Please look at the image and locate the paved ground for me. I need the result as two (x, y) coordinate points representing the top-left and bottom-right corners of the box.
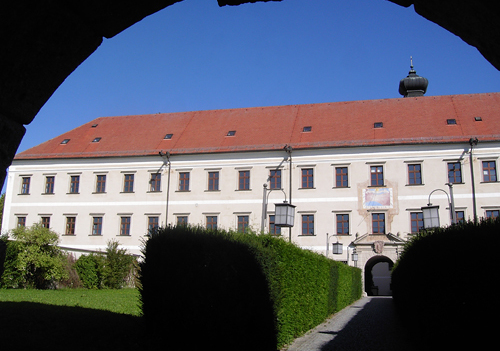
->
(284, 296), (418, 351)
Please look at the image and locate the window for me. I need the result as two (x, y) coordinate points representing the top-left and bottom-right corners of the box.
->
(486, 210), (499, 219)
(302, 126), (312, 132)
(96, 175), (106, 193)
(17, 216), (26, 227)
(65, 217), (76, 235)
(227, 130), (236, 136)
(61, 139), (70, 144)
(301, 215), (314, 235)
(123, 174), (134, 192)
(370, 166), (384, 186)
(408, 164), (422, 185)
(208, 171), (219, 191)
(410, 212), (423, 233)
(336, 214), (349, 235)
(179, 172), (190, 191)
(177, 216), (188, 226)
(148, 216), (159, 233)
(164, 133), (173, 140)
(206, 216), (217, 230)
(447, 162), (462, 183)
(237, 215), (249, 233)
(446, 119), (457, 125)
(120, 216), (131, 236)
(70, 175), (80, 193)
(92, 137), (101, 142)
(301, 168), (314, 188)
(335, 167), (348, 188)
(21, 177), (30, 194)
(269, 215), (281, 235)
(238, 170), (250, 190)
(92, 217), (103, 235)
(456, 211), (465, 224)
(45, 176), (55, 194)
(374, 122), (383, 128)
(150, 173), (161, 192)
(372, 213), (385, 234)
(269, 170), (281, 189)
(482, 161), (497, 182)
(41, 216), (50, 229)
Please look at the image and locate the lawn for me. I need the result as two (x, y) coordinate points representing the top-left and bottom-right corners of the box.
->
(0, 289), (152, 350)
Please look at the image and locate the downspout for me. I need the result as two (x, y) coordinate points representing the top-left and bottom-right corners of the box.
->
(469, 138), (478, 224)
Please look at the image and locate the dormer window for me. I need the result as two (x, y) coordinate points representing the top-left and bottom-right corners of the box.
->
(60, 139), (70, 144)
(474, 116), (483, 121)
(92, 137), (101, 143)
(302, 126), (312, 132)
(227, 130), (236, 136)
(374, 122), (383, 128)
(447, 119), (457, 125)
(164, 133), (173, 140)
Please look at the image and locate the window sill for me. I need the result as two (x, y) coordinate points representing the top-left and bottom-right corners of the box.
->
(89, 234), (102, 236)
(18, 193), (30, 195)
(205, 190), (221, 192)
(236, 189), (252, 191)
(120, 191), (135, 194)
(63, 234), (76, 236)
(176, 190), (191, 193)
(92, 192), (107, 194)
(147, 190), (162, 193)
(332, 186), (350, 189)
(406, 184), (425, 186)
(480, 181), (498, 184)
(42, 193), (55, 195)
(298, 234), (316, 237)
(299, 187), (315, 190)
(368, 185), (386, 188)
(66, 192), (80, 195)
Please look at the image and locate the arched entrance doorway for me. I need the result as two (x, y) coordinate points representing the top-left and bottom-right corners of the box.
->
(364, 255), (394, 296)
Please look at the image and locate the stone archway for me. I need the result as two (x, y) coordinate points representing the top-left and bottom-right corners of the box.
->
(364, 255), (394, 296)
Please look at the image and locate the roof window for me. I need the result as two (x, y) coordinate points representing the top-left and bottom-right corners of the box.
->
(447, 119), (457, 125)
(60, 139), (70, 145)
(374, 122), (383, 128)
(474, 116), (483, 121)
(92, 137), (101, 143)
(227, 130), (236, 136)
(164, 133), (173, 140)
(91, 124), (98, 128)
(302, 126), (312, 132)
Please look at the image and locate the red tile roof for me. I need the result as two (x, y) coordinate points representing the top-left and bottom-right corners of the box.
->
(15, 93), (500, 160)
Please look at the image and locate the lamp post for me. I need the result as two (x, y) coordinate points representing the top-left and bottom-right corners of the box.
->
(421, 184), (456, 229)
(469, 137), (478, 224)
(326, 233), (343, 257)
(158, 151), (171, 226)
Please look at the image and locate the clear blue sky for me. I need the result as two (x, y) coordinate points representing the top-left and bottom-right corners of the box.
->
(16, 0), (500, 154)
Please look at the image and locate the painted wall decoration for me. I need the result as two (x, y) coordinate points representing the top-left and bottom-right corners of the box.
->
(363, 188), (393, 209)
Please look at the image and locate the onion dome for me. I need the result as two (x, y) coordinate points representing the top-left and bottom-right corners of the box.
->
(399, 57), (428, 97)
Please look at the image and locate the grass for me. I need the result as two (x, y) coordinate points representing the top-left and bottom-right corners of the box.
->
(0, 288), (151, 350)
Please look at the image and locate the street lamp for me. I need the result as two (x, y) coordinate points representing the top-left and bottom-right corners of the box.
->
(326, 233), (343, 256)
(274, 201), (296, 227)
(421, 184), (457, 229)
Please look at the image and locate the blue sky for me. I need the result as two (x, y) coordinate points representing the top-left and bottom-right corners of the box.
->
(17, 0), (500, 154)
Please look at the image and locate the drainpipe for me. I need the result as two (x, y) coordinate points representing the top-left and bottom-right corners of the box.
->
(469, 138), (478, 224)
(284, 145), (293, 242)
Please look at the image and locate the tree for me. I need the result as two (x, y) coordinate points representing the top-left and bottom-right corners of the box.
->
(0, 193), (5, 232)
(3, 223), (67, 289)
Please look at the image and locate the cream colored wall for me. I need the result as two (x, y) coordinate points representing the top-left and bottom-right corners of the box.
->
(3, 142), (500, 259)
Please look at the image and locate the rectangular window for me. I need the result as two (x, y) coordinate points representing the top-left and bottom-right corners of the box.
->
(447, 162), (462, 183)
(482, 161), (497, 182)
(120, 216), (131, 236)
(150, 173), (161, 192)
(17, 216), (26, 227)
(486, 210), (499, 219)
(148, 216), (159, 233)
(456, 211), (465, 224)
(335, 167), (348, 188)
(123, 174), (134, 192)
(208, 171), (219, 191)
(70, 175), (80, 193)
(238, 170), (250, 190)
(237, 215), (249, 233)
(410, 212), (423, 233)
(65, 217), (76, 235)
(301, 215), (314, 235)
(92, 217), (103, 235)
(21, 177), (30, 194)
(41, 216), (50, 229)
(206, 216), (217, 230)
(45, 176), (55, 194)
(408, 164), (422, 185)
(370, 166), (384, 187)
(372, 213), (385, 234)
(269, 170), (281, 189)
(177, 216), (188, 226)
(301, 168), (314, 188)
(179, 172), (190, 191)
(336, 214), (349, 235)
(269, 215), (281, 235)
(96, 175), (106, 193)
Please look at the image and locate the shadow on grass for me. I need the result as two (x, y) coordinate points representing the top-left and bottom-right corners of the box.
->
(0, 301), (156, 350)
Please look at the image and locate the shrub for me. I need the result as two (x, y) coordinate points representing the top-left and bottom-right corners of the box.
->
(74, 253), (104, 289)
(57, 253), (83, 289)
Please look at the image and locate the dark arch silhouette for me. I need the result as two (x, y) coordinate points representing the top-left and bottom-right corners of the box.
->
(364, 255), (394, 296)
(1, 0), (499, 188)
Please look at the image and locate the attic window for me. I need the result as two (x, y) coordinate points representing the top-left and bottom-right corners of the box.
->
(92, 137), (101, 143)
(302, 126), (312, 132)
(374, 122), (383, 128)
(60, 139), (70, 145)
(227, 130), (236, 136)
(474, 116), (483, 121)
(164, 133), (173, 140)
(447, 119), (457, 125)
(91, 124), (98, 128)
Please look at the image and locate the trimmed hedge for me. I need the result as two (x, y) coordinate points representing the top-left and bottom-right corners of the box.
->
(392, 217), (500, 346)
(139, 226), (361, 350)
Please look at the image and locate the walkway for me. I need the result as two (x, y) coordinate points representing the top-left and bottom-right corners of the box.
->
(284, 297), (417, 351)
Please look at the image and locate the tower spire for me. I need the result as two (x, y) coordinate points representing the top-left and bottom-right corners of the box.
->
(399, 57), (428, 97)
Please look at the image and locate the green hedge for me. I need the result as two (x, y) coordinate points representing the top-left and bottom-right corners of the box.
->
(139, 226), (361, 350)
(392, 217), (500, 346)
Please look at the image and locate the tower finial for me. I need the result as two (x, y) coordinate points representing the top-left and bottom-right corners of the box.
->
(410, 56), (413, 69)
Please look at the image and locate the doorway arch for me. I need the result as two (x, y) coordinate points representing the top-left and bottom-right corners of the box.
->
(364, 255), (394, 296)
